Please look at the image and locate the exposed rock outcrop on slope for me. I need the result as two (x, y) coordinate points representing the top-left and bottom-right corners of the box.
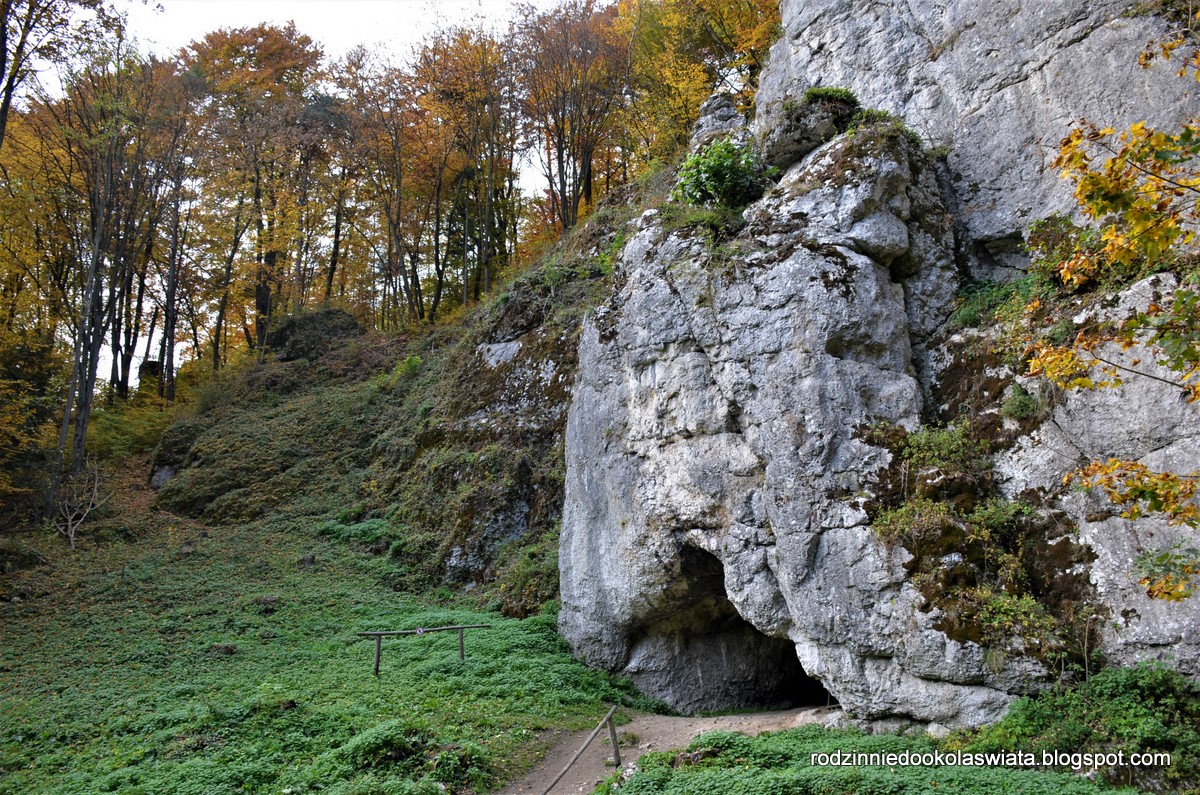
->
(755, 0), (1192, 276)
(560, 123), (1043, 727)
(559, 0), (1200, 728)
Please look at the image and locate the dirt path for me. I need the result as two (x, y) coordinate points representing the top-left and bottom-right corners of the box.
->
(499, 706), (843, 795)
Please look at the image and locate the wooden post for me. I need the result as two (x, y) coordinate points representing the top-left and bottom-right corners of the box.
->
(606, 714), (621, 767)
(357, 625), (491, 675)
(540, 704), (619, 795)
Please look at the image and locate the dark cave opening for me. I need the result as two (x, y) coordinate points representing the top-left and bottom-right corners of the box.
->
(642, 544), (833, 711)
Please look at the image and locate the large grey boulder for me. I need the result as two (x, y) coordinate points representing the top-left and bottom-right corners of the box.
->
(560, 128), (1045, 727)
(754, 0), (1192, 275)
(558, 0), (1200, 730)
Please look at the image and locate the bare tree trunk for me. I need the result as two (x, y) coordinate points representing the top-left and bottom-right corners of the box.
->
(324, 179), (345, 301)
(212, 199), (246, 372)
(462, 180), (470, 307)
(429, 176), (444, 323)
(161, 177), (186, 401)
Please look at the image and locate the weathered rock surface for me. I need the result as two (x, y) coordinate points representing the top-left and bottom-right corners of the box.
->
(561, 127), (1045, 727)
(991, 274), (1200, 676)
(559, 0), (1200, 729)
(754, 0), (1192, 275)
(689, 93), (747, 152)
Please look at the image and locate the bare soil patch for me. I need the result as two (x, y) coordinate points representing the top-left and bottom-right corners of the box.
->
(500, 705), (843, 795)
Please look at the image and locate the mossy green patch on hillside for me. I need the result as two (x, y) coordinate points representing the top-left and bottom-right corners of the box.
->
(0, 517), (654, 795)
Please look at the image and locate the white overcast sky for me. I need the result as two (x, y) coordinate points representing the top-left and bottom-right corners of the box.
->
(116, 0), (545, 60)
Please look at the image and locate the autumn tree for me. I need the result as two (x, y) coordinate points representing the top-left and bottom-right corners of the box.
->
(5, 36), (191, 512)
(516, 0), (628, 231)
(1021, 21), (1200, 598)
(185, 23), (324, 356)
(341, 28), (522, 325)
(682, 0), (779, 100)
(340, 47), (428, 325)
(610, 0), (780, 162)
(0, 0), (116, 156)
(429, 27), (521, 304)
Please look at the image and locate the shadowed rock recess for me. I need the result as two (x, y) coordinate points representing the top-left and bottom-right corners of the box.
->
(559, 0), (1200, 728)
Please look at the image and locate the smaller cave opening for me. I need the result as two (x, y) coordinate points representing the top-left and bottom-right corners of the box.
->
(629, 544), (832, 714)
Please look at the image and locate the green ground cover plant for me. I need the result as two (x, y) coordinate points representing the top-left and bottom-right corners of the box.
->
(0, 519), (653, 795)
(957, 663), (1200, 792)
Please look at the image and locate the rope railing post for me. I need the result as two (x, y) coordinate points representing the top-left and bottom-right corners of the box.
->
(540, 703), (620, 795)
(606, 712), (621, 768)
(373, 635), (382, 677)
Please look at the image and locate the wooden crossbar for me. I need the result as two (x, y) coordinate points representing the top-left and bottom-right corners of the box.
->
(541, 704), (621, 795)
(357, 624), (492, 675)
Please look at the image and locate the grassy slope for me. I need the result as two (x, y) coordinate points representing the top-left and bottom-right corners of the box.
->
(146, 190), (647, 614)
(0, 181), (663, 794)
(0, 465), (649, 794)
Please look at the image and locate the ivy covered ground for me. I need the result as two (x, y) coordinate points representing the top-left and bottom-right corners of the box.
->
(0, 493), (651, 795)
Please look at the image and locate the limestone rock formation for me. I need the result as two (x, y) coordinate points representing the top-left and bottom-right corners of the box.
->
(990, 274), (1200, 676)
(561, 125), (1043, 727)
(754, 0), (1192, 276)
(558, 0), (1200, 728)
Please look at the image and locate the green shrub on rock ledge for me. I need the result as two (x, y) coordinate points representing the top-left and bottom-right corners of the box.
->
(802, 85), (860, 107)
(672, 137), (774, 208)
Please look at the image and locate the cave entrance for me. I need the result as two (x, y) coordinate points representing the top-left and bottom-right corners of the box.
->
(631, 544), (831, 713)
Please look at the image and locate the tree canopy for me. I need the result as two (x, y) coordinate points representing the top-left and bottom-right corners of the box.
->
(0, 0), (779, 529)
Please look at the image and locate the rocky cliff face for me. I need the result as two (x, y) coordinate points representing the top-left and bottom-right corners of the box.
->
(755, 0), (1191, 276)
(558, 0), (1200, 728)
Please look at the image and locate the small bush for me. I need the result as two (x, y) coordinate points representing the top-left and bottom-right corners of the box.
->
(1001, 383), (1041, 420)
(429, 741), (492, 789)
(961, 587), (1060, 651)
(802, 86), (860, 107)
(672, 138), (771, 208)
(902, 420), (989, 480)
(87, 389), (185, 460)
(959, 662), (1200, 791)
(335, 718), (435, 771)
(658, 203), (746, 245)
(849, 108), (924, 148)
(948, 280), (1025, 330)
(873, 498), (957, 547)
(394, 354), (422, 382)
(315, 518), (391, 544)
(492, 528), (560, 617)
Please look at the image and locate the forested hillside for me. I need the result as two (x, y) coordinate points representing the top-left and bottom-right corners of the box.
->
(0, 0), (778, 533)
